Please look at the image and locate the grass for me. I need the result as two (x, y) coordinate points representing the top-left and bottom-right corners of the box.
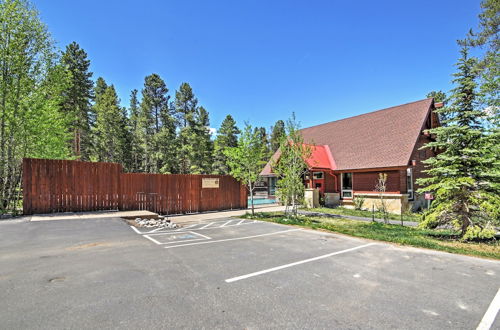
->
(240, 212), (500, 260)
(307, 206), (421, 222)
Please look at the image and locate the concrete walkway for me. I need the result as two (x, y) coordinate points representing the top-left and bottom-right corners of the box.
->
(28, 210), (158, 222)
(168, 204), (286, 225)
(21, 204), (286, 223)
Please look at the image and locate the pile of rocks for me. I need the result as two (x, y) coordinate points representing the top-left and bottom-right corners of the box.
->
(134, 216), (177, 229)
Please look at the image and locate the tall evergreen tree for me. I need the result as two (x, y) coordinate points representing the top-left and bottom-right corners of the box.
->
(92, 82), (129, 164)
(189, 106), (213, 174)
(417, 46), (499, 238)
(61, 42), (94, 160)
(426, 90), (447, 103)
(270, 120), (286, 153)
(254, 126), (270, 162)
(128, 89), (142, 172)
(213, 115), (240, 174)
(137, 74), (174, 173)
(176, 82), (199, 174)
(175, 82), (198, 128)
(464, 0), (499, 116)
(426, 91), (448, 123)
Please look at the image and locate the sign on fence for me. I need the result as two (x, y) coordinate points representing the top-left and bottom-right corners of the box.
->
(202, 178), (219, 188)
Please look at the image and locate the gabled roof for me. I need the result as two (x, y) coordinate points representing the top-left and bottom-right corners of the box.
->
(305, 145), (335, 170)
(260, 144), (335, 177)
(299, 98), (434, 171)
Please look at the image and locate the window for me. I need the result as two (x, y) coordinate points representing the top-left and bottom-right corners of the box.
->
(419, 150), (426, 159)
(313, 172), (323, 179)
(407, 168), (414, 200)
(341, 172), (353, 199)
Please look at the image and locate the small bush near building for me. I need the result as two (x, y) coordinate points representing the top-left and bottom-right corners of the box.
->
(353, 195), (365, 210)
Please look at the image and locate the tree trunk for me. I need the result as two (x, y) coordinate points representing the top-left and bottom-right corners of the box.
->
(249, 182), (255, 216)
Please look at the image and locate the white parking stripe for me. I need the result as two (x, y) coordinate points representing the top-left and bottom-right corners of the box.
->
(142, 235), (163, 245)
(143, 231), (211, 245)
(146, 227), (165, 233)
(220, 220), (233, 227)
(477, 288), (500, 330)
(199, 222), (215, 229)
(191, 231), (211, 239)
(237, 219), (245, 225)
(225, 243), (376, 283)
(130, 225), (142, 234)
(164, 228), (302, 249)
(175, 224), (198, 231)
(147, 221), (256, 234)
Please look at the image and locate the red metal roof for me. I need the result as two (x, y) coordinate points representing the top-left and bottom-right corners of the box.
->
(305, 145), (335, 170)
(260, 144), (335, 176)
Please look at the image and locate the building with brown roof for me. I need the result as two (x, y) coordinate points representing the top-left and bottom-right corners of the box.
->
(260, 98), (441, 213)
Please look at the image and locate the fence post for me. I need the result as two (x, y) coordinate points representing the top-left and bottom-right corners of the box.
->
(22, 158), (30, 215)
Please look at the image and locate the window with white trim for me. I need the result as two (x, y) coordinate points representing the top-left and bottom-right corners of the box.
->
(341, 172), (353, 199)
(313, 172), (323, 179)
(406, 168), (414, 200)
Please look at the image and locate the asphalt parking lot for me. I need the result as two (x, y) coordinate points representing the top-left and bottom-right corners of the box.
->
(1, 216), (499, 329)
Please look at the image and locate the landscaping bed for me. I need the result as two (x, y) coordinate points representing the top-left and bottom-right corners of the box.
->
(240, 212), (500, 260)
(306, 207), (421, 222)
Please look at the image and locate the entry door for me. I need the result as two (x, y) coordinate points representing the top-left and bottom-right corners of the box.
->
(341, 173), (353, 198)
(269, 177), (277, 195)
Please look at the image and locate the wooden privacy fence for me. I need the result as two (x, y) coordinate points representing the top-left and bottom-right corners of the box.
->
(22, 158), (247, 215)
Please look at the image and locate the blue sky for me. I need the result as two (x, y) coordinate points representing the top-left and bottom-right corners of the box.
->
(34, 0), (481, 131)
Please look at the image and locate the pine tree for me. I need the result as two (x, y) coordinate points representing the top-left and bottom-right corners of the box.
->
(137, 74), (175, 173)
(61, 42), (94, 160)
(176, 82), (198, 173)
(417, 46), (499, 238)
(213, 115), (240, 174)
(93, 83), (129, 164)
(270, 120), (286, 153)
(189, 106), (213, 174)
(464, 0), (499, 115)
(128, 89), (142, 172)
(426, 90), (446, 103)
(254, 126), (270, 162)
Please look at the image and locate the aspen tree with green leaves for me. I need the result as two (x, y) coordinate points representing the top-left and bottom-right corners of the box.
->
(224, 124), (267, 215)
(273, 115), (312, 217)
(0, 0), (72, 214)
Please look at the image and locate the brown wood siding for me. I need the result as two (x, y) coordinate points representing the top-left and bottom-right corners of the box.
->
(22, 158), (247, 215)
(353, 171), (401, 192)
(324, 172), (336, 193)
(409, 132), (437, 191)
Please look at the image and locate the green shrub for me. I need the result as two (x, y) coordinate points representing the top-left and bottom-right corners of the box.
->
(353, 195), (365, 210)
(462, 224), (497, 241)
(418, 212), (440, 229)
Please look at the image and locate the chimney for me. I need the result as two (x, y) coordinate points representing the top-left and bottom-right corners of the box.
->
(434, 102), (444, 108)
